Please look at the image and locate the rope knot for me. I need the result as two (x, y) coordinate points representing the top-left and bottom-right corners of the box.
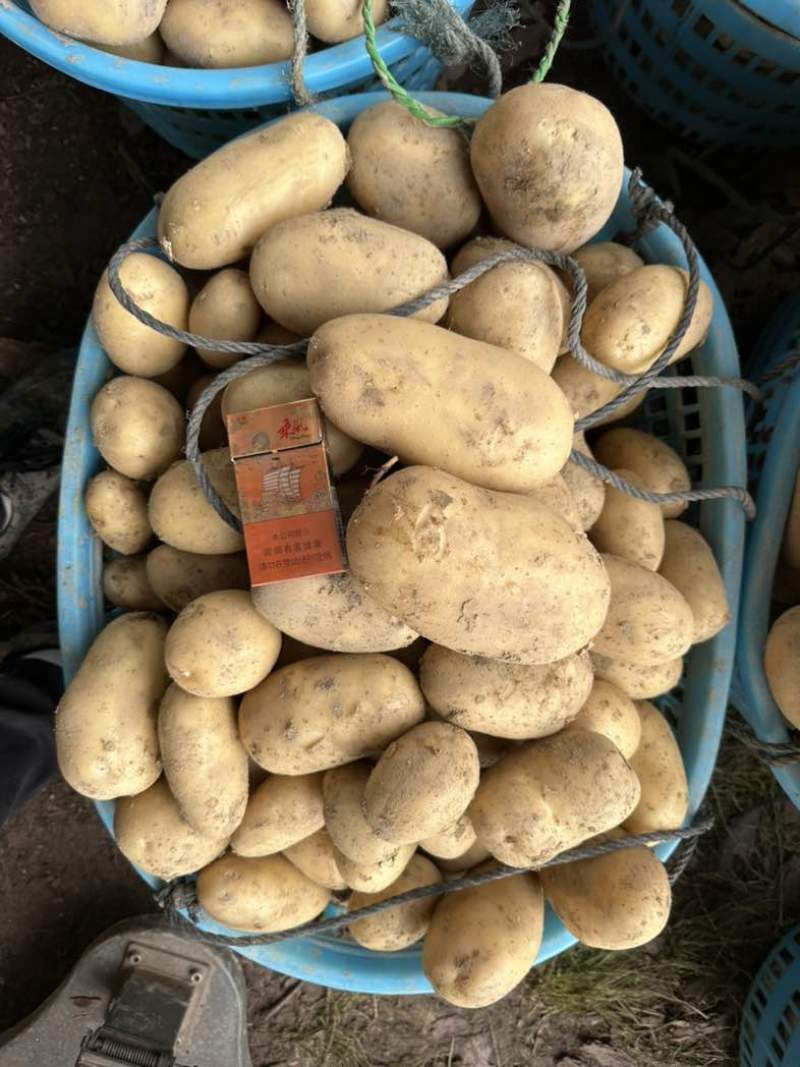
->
(155, 879), (200, 920)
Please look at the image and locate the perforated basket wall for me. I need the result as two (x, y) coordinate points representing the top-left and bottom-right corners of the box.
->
(741, 925), (800, 1067)
(589, 0), (800, 145)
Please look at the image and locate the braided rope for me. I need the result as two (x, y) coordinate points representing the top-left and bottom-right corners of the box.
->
(531, 0), (571, 82)
(727, 715), (800, 767)
(287, 0), (315, 107)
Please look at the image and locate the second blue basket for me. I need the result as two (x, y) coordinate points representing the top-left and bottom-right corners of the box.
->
(741, 925), (800, 1067)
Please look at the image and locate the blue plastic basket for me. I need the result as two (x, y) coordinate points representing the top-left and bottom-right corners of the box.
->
(730, 295), (800, 810)
(57, 91), (746, 994)
(589, 0), (800, 145)
(741, 925), (800, 1067)
(0, 0), (471, 159)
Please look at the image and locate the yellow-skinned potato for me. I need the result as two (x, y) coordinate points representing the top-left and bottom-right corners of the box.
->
(323, 762), (399, 864)
(148, 449), (245, 555)
(659, 521), (729, 643)
(348, 854), (442, 951)
(309, 316), (574, 493)
(419, 645), (593, 740)
(421, 815), (477, 860)
(364, 722), (480, 844)
(93, 31), (165, 63)
(165, 589), (281, 698)
(160, 0), (293, 67)
(469, 730), (641, 867)
(563, 679), (641, 760)
(435, 838), (492, 873)
(764, 606), (800, 728)
(239, 653), (426, 774)
(103, 556), (163, 611)
(550, 352), (626, 423)
(56, 613), (168, 800)
(346, 100), (480, 248)
(589, 469), (666, 571)
(189, 269), (262, 369)
(30, 0), (167, 45)
(91, 377), (184, 481)
(146, 546), (249, 612)
(334, 843), (416, 893)
(347, 467), (610, 665)
(470, 84), (623, 253)
(93, 254), (188, 377)
(563, 433), (606, 531)
(306, 0), (389, 42)
(447, 236), (565, 372)
(197, 853), (330, 932)
(158, 113), (349, 269)
(572, 242), (645, 302)
(423, 865), (544, 1007)
(250, 209), (450, 335)
(592, 428), (691, 519)
(624, 701), (689, 834)
(284, 828), (347, 890)
(783, 474), (800, 569)
(593, 555), (694, 666)
(158, 684), (248, 838)
(531, 474), (583, 532)
(591, 652), (684, 700)
(86, 470), (152, 555)
(231, 773), (325, 856)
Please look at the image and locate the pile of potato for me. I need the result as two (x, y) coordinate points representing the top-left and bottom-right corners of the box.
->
(764, 473), (800, 732)
(30, 0), (389, 66)
(58, 84), (731, 1008)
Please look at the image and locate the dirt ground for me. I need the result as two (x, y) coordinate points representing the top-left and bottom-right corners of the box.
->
(0, 4), (799, 1065)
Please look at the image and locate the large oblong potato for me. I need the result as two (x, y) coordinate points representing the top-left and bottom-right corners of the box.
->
(572, 242), (645, 301)
(86, 470), (152, 555)
(764, 606), (800, 728)
(231, 773), (325, 856)
(348, 853), (442, 951)
(419, 645), (593, 740)
(30, 0), (167, 45)
(308, 315), (574, 494)
(562, 679), (641, 760)
(239, 654), (426, 774)
(624, 701), (689, 834)
(91, 377), (184, 481)
(103, 556), (164, 611)
(589, 469), (666, 572)
(334, 843), (416, 894)
(146, 546), (249, 612)
(189, 269), (262, 369)
(160, 0), (294, 67)
(284, 828), (347, 891)
(323, 762), (398, 865)
(563, 433), (606, 531)
(306, 0), (388, 43)
(591, 652), (683, 700)
(56, 613), (168, 800)
(347, 466), (610, 665)
(148, 449), (245, 555)
(158, 113), (349, 269)
(658, 521), (729, 643)
(592, 428), (691, 519)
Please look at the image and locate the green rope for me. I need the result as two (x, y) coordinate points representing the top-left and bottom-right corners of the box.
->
(531, 0), (571, 83)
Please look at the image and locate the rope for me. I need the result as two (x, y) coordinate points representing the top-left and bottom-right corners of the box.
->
(287, 0), (315, 107)
(531, 0), (571, 82)
(727, 715), (800, 768)
(155, 815), (713, 948)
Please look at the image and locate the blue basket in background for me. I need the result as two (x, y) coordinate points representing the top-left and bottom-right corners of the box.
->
(730, 295), (800, 810)
(589, 0), (800, 145)
(0, 0), (471, 158)
(740, 925), (800, 1067)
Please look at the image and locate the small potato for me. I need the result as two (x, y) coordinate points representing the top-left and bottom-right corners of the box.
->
(197, 853), (330, 932)
(323, 762), (398, 864)
(423, 865), (544, 1007)
(764, 606), (800, 728)
(91, 377), (184, 481)
(103, 556), (163, 611)
(160, 0), (293, 67)
(86, 470), (152, 555)
(165, 589), (281, 698)
(420, 645), (593, 740)
(470, 84), (623, 253)
(158, 684), (248, 838)
(30, 0), (167, 45)
(346, 100), (480, 249)
(284, 828), (347, 890)
(593, 555), (694, 666)
(364, 722), (480, 844)
(92, 253), (188, 377)
(189, 269), (262, 369)
(93, 31), (165, 63)
(783, 473), (800, 569)
(146, 546), (249, 612)
(334, 843), (416, 893)
(421, 815), (477, 860)
(592, 428), (691, 519)
(115, 777), (226, 880)
(624, 701), (689, 834)
(572, 242), (644, 302)
(306, 0), (388, 42)
(240, 654), (426, 774)
(562, 433), (606, 531)
(231, 773), (325, 856)
(435, 838), (492, 873)
(348, 853), (441, 951)
(591, 652), (683, 700)
(469, 730), (641, 867)
(563, 680), (641, 760)
(589, 469), (665, 571)
(659, 521), (729, 643)
(148, 449), (245, 555)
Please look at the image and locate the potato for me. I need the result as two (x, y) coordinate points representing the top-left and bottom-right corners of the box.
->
(421, 815), (477, 860)
(593, 555), (694, 666)
(563, 433), (606, 531)
(469, 730), (641, 867)
(93, 31), (165, 63)
(103, 556), (163, 611)
(165, 589), (281, 698)
(86, 470), (152, 555)
(159, 113), (349, 269)
(92, 254), (188, 377)
(420, 645), (593, 740)
(257, 321), (301, 345)
(30, 0), (167, 45)
(148, 449), (245, 555)
(591, 652), (683, 700)
(346, 100), (480, 249)
(231, 773), (325, 856)
(530, 474), (583, 532)
(435, 838), (492, 873)
(323, 762), (398, 864)
(562, 680), (641, 760)
(158, 684), (248, 838)
(145, 546), (248, 613)
(470, 84), (623, 253)
(239, 653), (426, 774)
(592, 428), (691, 519)
(624, 701), (689, 834)
(469, 731), (510, 769)
(334, 843), (416, 893)
(783, 474), (800, 569)
(306, 0), (389, 43)
(347, 466), (610, 664)
(550, 352), (627, 423)
(284, 828), (347, 890)
(197, 853), (330, 932)
(56, 613), (167, 800)
(423, 865), (544, 1007)
(188, 269), (262, 369)
(572, 242), (645, 302)
(308, 315), (573, 493)
(541, 833), (671, 950)
(447, 236), (565, 372)
(91, 377), (184, 481)
(160, 0), (293, 67)
(589, 469), (665, 571)
(764, 606), (800, 728)
(348, 853), (441, 951)
(658, 521), (729, 644)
